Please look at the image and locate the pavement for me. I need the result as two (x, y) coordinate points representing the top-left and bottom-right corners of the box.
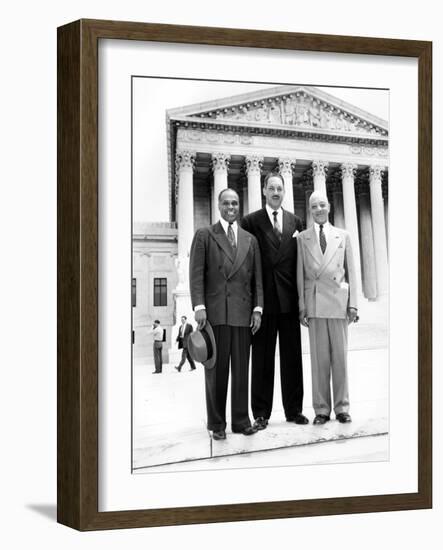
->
(133, 328), (389, 473)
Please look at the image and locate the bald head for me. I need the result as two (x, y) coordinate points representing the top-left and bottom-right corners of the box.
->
(309, 190), (329, 207)
(309, 191), (330, 225)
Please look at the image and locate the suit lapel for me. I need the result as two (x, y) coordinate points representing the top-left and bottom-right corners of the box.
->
(228, 226), (250, 279)
(275, 209), (294, 259)
(258, 208), (281, 250)
(208, 221), (235, 263)
(304, 225), (323, 266)
(318, 225), (342, 275)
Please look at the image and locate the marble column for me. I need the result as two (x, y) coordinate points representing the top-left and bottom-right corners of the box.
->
(278, 157), (295, 213)
(211, 152), (230, 223)
(242, 177), (249, 216)
(245, 154), (263, 214)
(175, 150), (195, 288)
(303, 177), (314, 228)
(171, 150), (196, 361)
(357, 180), (377, 300)
(382, 173), (389, 254)
(341, 163), (361, 292)
(312, 160), (328, 195)
(369, 165), (389, 296)
(331, 179), (345, 229)
(176, 150), (195, 257)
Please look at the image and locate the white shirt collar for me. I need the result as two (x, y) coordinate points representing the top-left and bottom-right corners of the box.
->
(219, 218), (238, 237)
(313, 221), (331, 239)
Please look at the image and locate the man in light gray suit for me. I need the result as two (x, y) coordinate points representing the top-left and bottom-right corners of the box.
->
(297, 191), (358, 425)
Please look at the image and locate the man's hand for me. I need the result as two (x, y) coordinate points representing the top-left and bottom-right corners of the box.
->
(250, 311), (262, 335)
(195, 309), (207, 330)
(299, 310), (309, 327)
(347, 307), (358, 325)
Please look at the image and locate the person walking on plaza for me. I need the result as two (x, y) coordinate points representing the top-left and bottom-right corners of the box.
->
(150, 319), (164, 374)
(189, 188), (263, 441)
(297, 191), (358, 425)
(241, 172), (308, 430)
(175, 315), (196, 372)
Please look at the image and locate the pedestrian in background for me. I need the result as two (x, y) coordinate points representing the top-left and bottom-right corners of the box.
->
(175, 315), (196, 372)
(150, 319), (164, 374)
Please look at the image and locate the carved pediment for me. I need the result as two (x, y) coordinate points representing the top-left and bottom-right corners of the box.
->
(168, 86), (388, 139)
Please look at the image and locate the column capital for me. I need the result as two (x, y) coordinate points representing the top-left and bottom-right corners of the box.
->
(312, 160), (329, 178)
(211, 152), (231, 173)
(369, 165), (384, 181)
(245, 154), (264, 176)
(340, 162), (357, 178)
(278, 157), (296, 177)
(176, 150), (196, 172)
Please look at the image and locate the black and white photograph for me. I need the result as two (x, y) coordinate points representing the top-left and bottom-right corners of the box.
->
(131, 78), (390, 473)
(4, 0), (438, 543)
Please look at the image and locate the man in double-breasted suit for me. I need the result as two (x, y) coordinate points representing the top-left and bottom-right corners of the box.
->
(241, 172), (308, 430)
(174, 315), (196, 372)
(189, 188), (263, 441)
(297, 191), (358, 425)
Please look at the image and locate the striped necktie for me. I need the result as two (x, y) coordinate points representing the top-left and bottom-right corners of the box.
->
(227, 222), (236, 250)
(272, 211), (282, 241)
(319, 224), (327, 254)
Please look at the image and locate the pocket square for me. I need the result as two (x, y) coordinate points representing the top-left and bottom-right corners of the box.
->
(292, 230), (299, 238)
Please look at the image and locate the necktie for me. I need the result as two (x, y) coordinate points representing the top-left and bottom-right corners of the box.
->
(272, 211), (282, 241)
(319, 224), (327, 254)
(227, 222), (236, 250)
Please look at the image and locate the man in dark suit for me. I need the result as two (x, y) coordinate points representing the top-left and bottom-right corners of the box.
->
(241, 172), (308, 430)
(175, 315), (196, 372)
(189, 188), (263, 441)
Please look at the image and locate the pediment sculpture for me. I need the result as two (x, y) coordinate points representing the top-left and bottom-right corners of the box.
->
(189, 91), (387, 137)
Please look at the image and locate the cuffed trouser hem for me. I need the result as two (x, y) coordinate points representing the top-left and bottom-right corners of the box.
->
(334, 407), (350, 415)
(314, 409), (331, 416)
(284, 409), (303, 418)
(207, 424), (226, 432)
(231, 423), (252, 432)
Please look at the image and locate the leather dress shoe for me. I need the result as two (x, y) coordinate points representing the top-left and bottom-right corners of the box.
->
(313, 414), (330, 425)
(232, 425), (258, 436)
(253, 417), (268, 430)
(287, 413), (309, 425)
(174, 366), (181, 372)
(212, 429), (226, 441)
(336, 412), (352, 423)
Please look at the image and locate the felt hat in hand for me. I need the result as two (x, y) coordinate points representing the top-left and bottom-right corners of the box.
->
(187, 320), (216, 369)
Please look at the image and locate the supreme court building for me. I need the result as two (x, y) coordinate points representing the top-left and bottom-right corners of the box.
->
(133, 85), (389, 361)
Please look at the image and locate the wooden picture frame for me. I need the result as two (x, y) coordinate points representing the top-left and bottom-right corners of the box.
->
(57, 19), (432, 530)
